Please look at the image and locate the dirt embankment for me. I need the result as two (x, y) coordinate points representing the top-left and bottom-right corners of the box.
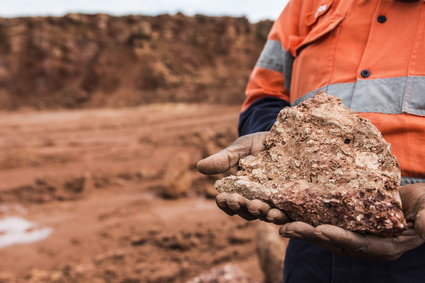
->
(0, 14), (272, 110)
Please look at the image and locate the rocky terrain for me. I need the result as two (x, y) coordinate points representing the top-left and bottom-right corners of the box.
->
(0, 104), (280, 282)
(0, 13), (271, 110)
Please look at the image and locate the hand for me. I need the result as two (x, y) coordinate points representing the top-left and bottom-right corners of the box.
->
(197, 132), (290, 225)
(279, 183), (425, 261)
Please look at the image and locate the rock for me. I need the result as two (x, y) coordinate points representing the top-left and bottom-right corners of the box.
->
(186, 264), (253, 283)
(161, 152), (192, 198)
(215, 92), (407, 236)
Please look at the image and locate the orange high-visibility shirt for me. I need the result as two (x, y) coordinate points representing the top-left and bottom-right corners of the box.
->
(242, 0), (425, 183)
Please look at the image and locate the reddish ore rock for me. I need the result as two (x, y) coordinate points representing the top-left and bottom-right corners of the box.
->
(215, 92), (407, 237)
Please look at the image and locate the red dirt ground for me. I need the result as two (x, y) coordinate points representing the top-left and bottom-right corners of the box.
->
(0, 104), (269, 282)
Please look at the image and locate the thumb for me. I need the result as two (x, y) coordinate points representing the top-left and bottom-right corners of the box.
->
(415, 211), (425, 240)
(197, 132), (268, 175)
(414, 194), (425, 240)
(315, 224), (366, 249)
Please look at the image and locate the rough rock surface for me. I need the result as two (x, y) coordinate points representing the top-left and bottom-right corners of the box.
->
(216, 92), (407, 236)
(0, 14), (272, 109)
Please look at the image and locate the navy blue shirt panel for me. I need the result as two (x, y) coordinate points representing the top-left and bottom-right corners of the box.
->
(284, 238), (425, 282)
(238, 97), (290, 136)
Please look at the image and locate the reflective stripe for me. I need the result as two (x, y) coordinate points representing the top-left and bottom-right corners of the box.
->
(404, 76), (425, 116)
(256, 40), (294, 91)
(292, 76), (425, 116)
(401, 177), (425, 186)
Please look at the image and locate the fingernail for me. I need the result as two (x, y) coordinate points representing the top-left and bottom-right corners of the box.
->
(228, 204), (240, 211)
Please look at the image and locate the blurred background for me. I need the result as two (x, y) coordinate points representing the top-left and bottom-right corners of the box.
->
(0, 1), (288, 282)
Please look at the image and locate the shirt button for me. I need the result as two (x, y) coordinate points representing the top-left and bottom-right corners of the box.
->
(377, 15), (387, 23)
(360, 70), (371, 78)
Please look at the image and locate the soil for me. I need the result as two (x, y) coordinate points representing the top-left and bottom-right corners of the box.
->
(0, 14), (272, 110)
(0, 104), (265, 282)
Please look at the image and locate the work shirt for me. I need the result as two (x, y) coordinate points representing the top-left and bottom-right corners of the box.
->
(239, 0), (425, 185)
(237, 0), (425, 282)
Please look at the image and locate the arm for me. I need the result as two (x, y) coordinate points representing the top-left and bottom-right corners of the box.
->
(238, 97), (289, 136)
(238, 0), (303, 135)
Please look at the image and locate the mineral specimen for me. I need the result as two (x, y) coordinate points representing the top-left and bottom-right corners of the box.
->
(215, 92), (407, 236)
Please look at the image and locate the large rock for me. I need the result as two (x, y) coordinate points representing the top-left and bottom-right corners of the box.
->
(216, 92), (407, 236)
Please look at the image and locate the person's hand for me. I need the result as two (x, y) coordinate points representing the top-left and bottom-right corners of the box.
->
(197, 132), (290, 225)
(279, 183), (425, 261)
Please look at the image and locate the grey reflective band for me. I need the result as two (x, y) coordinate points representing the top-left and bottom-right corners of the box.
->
(292, 76), (425, 116)
(401, 177), (425, 186)
(256, 40), (294, 91)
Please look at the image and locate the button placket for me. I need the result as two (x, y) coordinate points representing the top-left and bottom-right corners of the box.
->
(350, 1), (387, 109)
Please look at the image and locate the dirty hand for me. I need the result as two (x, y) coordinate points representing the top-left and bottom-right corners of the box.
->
(279, 183), (425, 261)
(197, 132), (289, 224)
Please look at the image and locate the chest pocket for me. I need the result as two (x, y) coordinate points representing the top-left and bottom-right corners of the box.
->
(294, 14), (345, 56)
(403, 6), (425, 117)
(288, 1), (347, 102)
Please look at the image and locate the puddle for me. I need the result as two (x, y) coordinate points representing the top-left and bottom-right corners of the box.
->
(0, 217), (53, 249)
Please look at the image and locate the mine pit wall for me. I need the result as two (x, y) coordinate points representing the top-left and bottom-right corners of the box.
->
(0, 14), (272, 110)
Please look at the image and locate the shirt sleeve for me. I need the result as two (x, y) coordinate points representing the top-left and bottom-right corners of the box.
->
(238, 97), (290, 136)
(238, 0), (305, 136)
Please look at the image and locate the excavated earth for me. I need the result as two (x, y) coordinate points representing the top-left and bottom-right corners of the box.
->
(216, 93), (407, 237)
(0, 104), (267, 283)
(0, 14), (271, 110)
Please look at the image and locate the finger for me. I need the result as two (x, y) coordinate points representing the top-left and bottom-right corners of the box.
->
(397, 232), (425, 250)
(197, 132), (267, 175)
(315, 225), (369, 257)
(279, 221), (316, 240)
(226, 193), (257, 221)
(197, 148), (240, 175)
(279, 222), (367, 257)
(400, 228), (417, 236)
(278, 222), (339, 252)
(246, 131), (269, 156)
(216, 193), (236, 216)
(246, 199), (271, 218)
(416, 211), (425, 240)
(266, 208), (291, 225)
(226, 193), (247, 211)
(315, 225), (423, 261)
(400, 184), (425, 220)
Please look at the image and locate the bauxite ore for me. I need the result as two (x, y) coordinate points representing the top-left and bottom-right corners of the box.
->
(215, 92), (407, 237)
